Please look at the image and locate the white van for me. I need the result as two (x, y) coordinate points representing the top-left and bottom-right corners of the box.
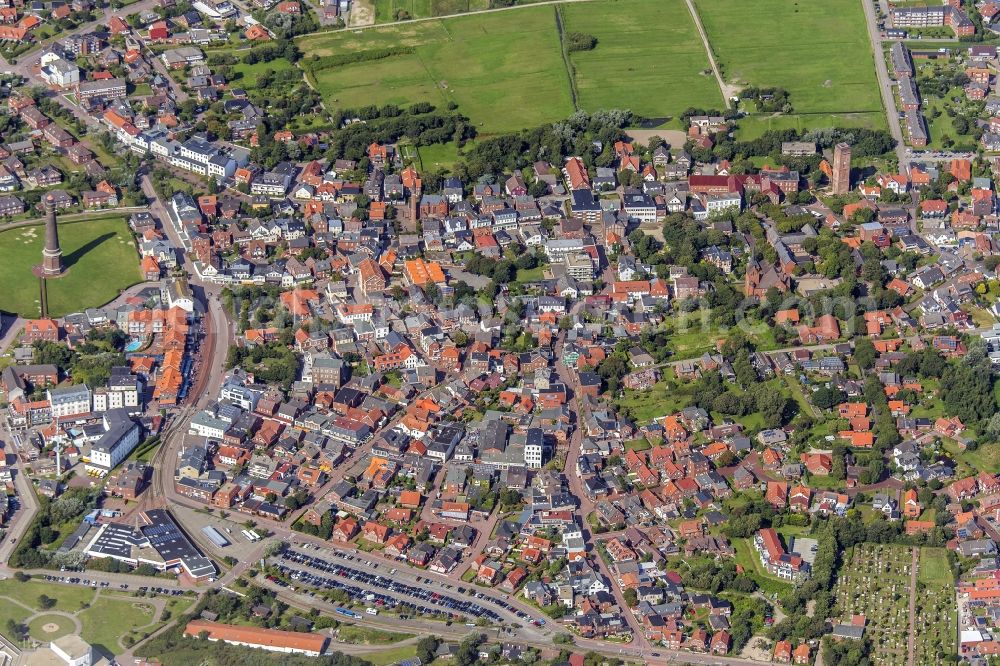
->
(366, 607), (378, 616)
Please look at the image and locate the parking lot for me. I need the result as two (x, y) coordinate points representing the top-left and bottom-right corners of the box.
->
(271, 547), (538, 626)
(38, 574), (189, 598)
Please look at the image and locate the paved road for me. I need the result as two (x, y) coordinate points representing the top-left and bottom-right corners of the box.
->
(551, 331), (652, 648)
(860, 0), (907, 168)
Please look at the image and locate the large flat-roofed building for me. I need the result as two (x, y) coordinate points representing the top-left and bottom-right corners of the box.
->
(76, 77), (126, 101)
(183, 620), (329, 656)
(889, 5), (974, 35)
(21, 635), (107, 666)
(84, 508), (216, 580)
(890, 5), (945, 27)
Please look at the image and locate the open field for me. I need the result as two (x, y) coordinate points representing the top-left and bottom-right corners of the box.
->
(373, 0), (490, 21)
(960, 442), (1000, 473)
(918, 547), (952, 586)
(417, 140), (467, 170)
(561, 0), (722, 120)
(693, 0), (886, 135)
(0, 217), (141, 318)
(230, 57), (296, 87)
(302, 0), (883, 135)
(299, 8), (575, 133)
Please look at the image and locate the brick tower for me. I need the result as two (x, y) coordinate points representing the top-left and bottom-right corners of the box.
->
(39, 193), (64, 276)
(832, 142), (852, 195)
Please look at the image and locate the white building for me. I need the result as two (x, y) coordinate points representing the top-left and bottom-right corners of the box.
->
(86, 409), (140, 475)
(165, 277), (195, 313)
(705, 192), (742, 215)
(43, 635), (94, 666)
(40, 56), (80, 87)
(524, 428), (544, 469)
(189, 411), (228, 439)
(48, 384), (92, 419)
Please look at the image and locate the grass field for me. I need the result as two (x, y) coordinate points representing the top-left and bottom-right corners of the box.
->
(79, 597), (157, 653)
(417, 140), (467, 169)
(615, 378), (690, 424)
(958, 441), (1000, 474)
(300, 8), (575, 133)
(0, 601), (30, 643)
(0, 579), (95, 612)
(693, 0), (886, 135)
(0, 217), (141, 318)
(337, 625), (413, 644)
(561, 0), (722, 120)
(918, 547), (953, 586)
(230, 57), (296, 88)
(373, 0), (489, 21)
(301, 0), (883, 136)
(28, 614), (76, 641)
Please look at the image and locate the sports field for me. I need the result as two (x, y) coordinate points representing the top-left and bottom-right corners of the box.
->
(561, 0), (723, 119)
(0, 216), (141, 318)
(692, 0), (885, 134)
(300, 8), (575, 133)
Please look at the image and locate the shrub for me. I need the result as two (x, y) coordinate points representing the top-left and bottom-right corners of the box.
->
(566, 31), (597, 52)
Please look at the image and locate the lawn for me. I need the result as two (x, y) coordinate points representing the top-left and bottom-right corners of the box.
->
(78, 597), (157, 653)
(615, 377), (691, 424)
(0, 579), (95, 613)
(693, 0), (886, 135)
(918, 547), (953, 587)
(515, 265), (546, 283)
(299, 7), (575, 133)
(417, 139), (467, 170)
(957, 441), (1000, 474)
(337, 625), (412, 644)
(28, 614), (76, 641)
(561, 0), (723, 120)
(0, 216), (141, 318)
(366, 645), (419, 666)
(0, 602), (30, 643)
